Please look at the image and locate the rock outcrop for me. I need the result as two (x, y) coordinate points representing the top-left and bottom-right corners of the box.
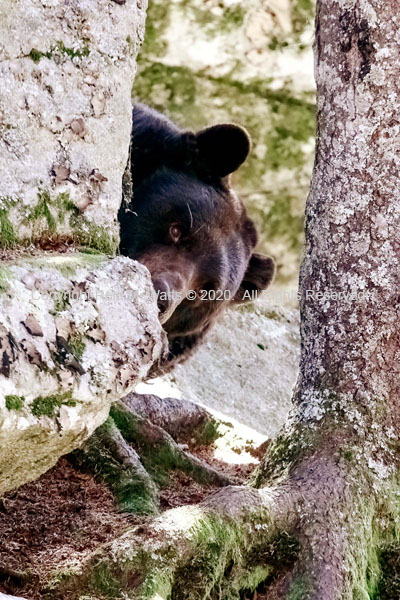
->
(0, 0), (170, 495)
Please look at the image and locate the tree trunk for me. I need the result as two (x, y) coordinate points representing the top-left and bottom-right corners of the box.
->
(46, 1), (400, 598)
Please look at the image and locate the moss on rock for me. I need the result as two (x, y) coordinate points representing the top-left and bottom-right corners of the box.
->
(5, 395), (25, 411)
(31, 391), (77, 418)
(29, 41), (90, 63)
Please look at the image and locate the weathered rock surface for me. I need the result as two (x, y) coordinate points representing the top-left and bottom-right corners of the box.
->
(0, 254), (167, 495)
(0, 0), (166, 497)
(140, 301), (300, 438)
(0, 0), (147, 250)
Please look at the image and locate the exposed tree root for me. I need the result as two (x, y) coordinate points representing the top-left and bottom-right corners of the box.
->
(122, 392), (220, 444)
(110, 400), (233, 487)
(69, 417), (159, 514)
(45, 444), (394, 600)
(70, 397), (232, 515)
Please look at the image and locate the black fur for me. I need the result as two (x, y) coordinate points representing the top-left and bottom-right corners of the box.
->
(119, 104), (275, 372)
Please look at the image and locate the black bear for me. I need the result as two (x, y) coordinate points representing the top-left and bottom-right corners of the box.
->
(118, 104), (275, 372)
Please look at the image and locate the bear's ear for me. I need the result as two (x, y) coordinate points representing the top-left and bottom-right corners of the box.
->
(233, 253), (275, 303)
(195, 123), (251, 178)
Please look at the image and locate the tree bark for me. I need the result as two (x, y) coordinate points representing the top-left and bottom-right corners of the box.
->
(45, 1), (400, 598)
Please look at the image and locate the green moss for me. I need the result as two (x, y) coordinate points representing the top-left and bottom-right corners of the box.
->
(52, 293), (71, 314)
(29, 48), (52, 62)
(68, 334), (86, 361)
(22, 190), (117, 254)
(29, 41), (89, 63)
(78, 247), (103, 255)
(71, 218), (118, 255)
(55, 40), (90, 59)
(342, 448), (354, 462)
(0, 197), (18, 249)
(0, 209), (16, 247)
(5, 395), (25, 410)
(69, 418), (159, 515)
(31, 391), (77, 418)
(90, 563), (122, 598)
(0, 266), (11, 292)
(167, 515), (273, 600)
(25, 190), (57, 231)
(286, 574), (312, 600)
(23, 190), (75, 233)
(194, 416), (221, 446)
(291, 0), (315, 35)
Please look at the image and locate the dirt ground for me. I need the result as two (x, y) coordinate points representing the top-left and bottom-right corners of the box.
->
(0, 449), (256, 599)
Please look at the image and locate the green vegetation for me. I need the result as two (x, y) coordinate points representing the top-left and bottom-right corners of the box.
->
(0, 197), (18, 248)
(5, 395), (25, 411)
(139, 1), (170, 56)
(18, 189), (118, 254)
(134, 0), (316, 284)
(70, 417), (159, 515)
(178, 1), (245, 37)
(135, 60), (314, 264)
(68, 334), (86, 361)
(29, 41), (90, 63)
(286, 574), (312, 600)
(29, 48), (52, 63)
(70, 216), (118, 255)
(55, 41), (90, 59)
(23, 190), (76, 233)
(31, 391), (77, 418)
(0, 267), (11, 292)
(291, 0), (315, 35)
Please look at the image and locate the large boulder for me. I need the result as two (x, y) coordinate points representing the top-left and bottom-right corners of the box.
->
(0, 254), (167, 494)
(0, 0), (146, 249)
(0, 0), (164, 495)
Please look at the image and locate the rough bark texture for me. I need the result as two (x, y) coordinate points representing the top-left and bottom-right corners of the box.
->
(258, 0), (400, 594)
(41, 2), (400, 599)
(0, 255), (167, 495)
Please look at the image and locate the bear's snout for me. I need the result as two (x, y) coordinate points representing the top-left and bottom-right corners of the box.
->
(152, 276), (185, 324)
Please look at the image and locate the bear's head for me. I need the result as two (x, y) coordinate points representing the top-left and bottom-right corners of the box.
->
(119, 104), (275, 370)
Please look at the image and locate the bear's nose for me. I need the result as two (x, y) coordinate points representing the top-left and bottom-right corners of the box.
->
(152, 277), (181, 323)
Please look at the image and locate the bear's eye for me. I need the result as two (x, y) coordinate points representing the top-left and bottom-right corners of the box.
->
(169, 224), (182, 243)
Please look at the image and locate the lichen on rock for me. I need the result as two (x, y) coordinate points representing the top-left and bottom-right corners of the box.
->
(0, 0), (147, 249)
(0, 254), (168, 495)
